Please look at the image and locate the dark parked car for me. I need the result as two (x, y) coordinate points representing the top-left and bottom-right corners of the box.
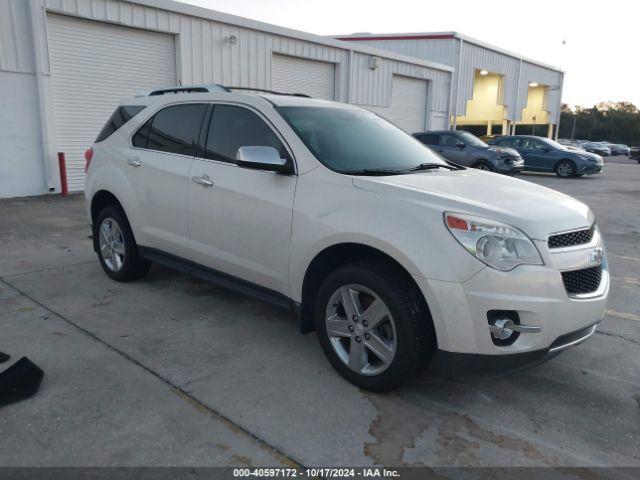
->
(577, 140), (611, 157)
(413, 130), (524, 174)
(487, 135), (604, 177)
(599, 142), (630, 156)
(630, 146), (640, 163)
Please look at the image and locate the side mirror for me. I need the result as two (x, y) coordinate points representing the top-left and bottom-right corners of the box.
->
(456, 143), (466, 149)
(236, 146), (291, 173)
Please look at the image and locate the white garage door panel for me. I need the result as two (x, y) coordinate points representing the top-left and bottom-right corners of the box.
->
(272, 54), (335, 100)
(47, 14), (176, 191)
(388, 76), (428, 133)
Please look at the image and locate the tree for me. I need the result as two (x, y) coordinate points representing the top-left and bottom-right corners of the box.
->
(558, 102), (640, 144)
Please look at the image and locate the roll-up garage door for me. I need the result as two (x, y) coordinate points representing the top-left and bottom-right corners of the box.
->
(47, 14), (176, 191)
(388, 76), (428, 133)
(271, 54), (335, 100)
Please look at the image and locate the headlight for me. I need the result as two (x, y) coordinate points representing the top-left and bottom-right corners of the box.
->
(578, 153), (597, 162)
(444, 213), (543, 271)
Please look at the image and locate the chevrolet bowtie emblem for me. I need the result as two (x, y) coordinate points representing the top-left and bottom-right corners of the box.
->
(590, 247), (604, 265)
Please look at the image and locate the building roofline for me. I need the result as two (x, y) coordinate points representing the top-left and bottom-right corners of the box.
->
(120, 0), (454, 72)
(333, 31), (564, 74)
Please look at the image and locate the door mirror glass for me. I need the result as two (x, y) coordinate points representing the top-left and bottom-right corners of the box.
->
(236, 146), (289, 172)
(456, 141), (466, 148)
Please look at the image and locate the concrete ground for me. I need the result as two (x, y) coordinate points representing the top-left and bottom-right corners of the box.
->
(0, 161), (638, 467)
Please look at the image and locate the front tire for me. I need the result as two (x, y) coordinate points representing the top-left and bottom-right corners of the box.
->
(314, 260), (435, 392)
(473, 160), (494, 172)
(555, 159), (577, 178)
(94, 206), (150, 282)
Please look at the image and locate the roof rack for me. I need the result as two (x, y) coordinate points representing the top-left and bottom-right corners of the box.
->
(142, 84), (230, 97)
(225, 86), (311, 98)
(136, 84), (311, 99)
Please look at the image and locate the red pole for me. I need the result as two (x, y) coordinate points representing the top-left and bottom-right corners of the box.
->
(58, 152), (68, 196)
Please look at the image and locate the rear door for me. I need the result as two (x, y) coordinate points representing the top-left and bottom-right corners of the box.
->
(129, 103), (208, 258)
(188, 104), (297, 295)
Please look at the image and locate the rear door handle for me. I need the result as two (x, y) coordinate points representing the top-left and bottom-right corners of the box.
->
(127, 157), (141, 167)
(192, 175), (213, 187)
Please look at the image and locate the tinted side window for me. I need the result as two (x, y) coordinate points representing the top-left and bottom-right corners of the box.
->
(145, 104), (207, 156)
(96, 105), (145, 142)
(441, 133), (463, 147)
(132, 117), (153, 148)
(205, 105), (289, 162)
(520, 138), (545, 150)
(416, 134), (439, 145)
(497, 138), (516, 148)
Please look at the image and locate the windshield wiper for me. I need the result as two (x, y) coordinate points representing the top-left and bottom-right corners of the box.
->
(343, 168), (406, 176)
(343, 163), (463, 176)
(403, 163), (463, 172)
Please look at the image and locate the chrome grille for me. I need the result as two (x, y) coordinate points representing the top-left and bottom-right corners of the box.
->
(548, 226), (594, 249)
(562, 265), (603, 295)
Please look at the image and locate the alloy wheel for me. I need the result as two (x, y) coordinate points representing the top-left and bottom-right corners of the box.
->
(98, 217), (125, 272)
(325, 284), (397, 376)
(557, 162), (573, 177)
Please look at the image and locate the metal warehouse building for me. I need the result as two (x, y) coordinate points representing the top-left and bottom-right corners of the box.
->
(0, 0), (454, 198)
(335, 32), (564, 139)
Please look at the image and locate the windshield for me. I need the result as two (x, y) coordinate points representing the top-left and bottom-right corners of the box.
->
(458, 131), (488, 147)
(277, 106), (448, 173)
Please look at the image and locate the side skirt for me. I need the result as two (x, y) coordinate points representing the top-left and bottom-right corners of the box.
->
(138, 246), (298, 315)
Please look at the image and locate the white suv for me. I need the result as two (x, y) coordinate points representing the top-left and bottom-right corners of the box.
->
(85, 85), (609, 391)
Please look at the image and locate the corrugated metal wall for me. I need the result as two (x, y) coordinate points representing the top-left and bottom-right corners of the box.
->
(0, 0), (453, 196)
(0, 0), (36, 73)
(2, 0), (451, 112)
(340, 36), (564, 125)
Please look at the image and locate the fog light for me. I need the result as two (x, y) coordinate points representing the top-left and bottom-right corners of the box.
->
(487, 310), (541, 347)
(489, 318), (515, 340)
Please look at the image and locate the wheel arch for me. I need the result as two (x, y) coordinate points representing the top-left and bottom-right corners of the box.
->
(471, 159), (492, 169)
(298, 242), (434, 336)
(90, 190), (134, 253)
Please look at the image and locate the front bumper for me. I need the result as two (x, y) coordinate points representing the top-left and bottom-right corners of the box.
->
(434, 322), (598, 380)
(579, 163), (603, 175)
(414, 231), (609, 377)
(495, 161), (525, 175)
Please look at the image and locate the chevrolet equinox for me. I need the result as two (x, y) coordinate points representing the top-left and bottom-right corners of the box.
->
(85, 85), (609, 391)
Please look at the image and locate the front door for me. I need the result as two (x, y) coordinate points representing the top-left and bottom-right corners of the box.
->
(519, 138), (553, 171)
(437, 133), (470, 165)
(188, 104), (297, 296)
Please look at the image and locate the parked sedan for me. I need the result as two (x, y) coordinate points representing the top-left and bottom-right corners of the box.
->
(413, 130), (523, 174)
(577, 141), (611, 157)
(600, 142), (630, 156)
(631, 146), (640, 163)
(488, 135), (603, 177)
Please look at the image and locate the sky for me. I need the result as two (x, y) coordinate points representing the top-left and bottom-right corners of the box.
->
(180, 0), (638, 108)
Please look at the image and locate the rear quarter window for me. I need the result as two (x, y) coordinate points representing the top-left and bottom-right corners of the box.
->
(140, 104), (208, 156)
(96, 106), (146, 142)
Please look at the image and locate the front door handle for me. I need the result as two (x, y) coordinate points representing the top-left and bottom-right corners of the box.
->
(127, 157), (141, 167)
(192, 175), (214, 187)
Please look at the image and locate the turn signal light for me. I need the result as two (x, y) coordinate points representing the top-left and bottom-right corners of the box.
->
(445, 215), (469, 231)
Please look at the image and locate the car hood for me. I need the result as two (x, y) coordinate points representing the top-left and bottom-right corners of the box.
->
(352, 169), (593, 240)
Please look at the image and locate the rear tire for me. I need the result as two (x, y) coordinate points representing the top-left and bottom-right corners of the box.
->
(555, 159), (576, 178)
(94, 206), (150, 282)
(314, 260), (435, 392)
